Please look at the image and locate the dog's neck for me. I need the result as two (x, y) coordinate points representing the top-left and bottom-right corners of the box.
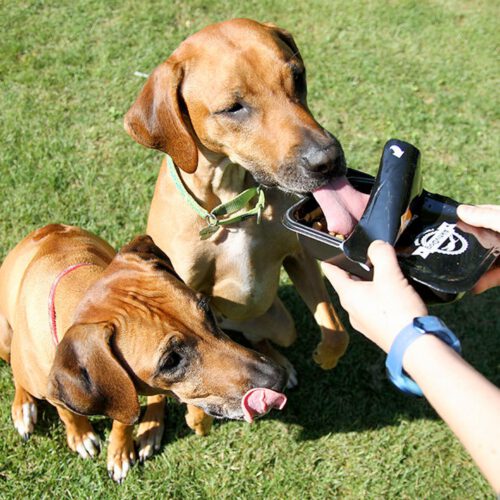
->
(176, 154), (256, 211)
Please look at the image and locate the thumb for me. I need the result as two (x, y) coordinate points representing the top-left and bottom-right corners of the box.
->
(368, 240), (405, 283)
(321, 262), (353, 293)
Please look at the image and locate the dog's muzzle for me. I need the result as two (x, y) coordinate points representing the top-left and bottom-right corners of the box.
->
(273, 142), (347, 194)
(300, 143), (346, 179)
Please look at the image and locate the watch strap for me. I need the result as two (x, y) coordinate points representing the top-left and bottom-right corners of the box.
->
(386, 316), (461, 397)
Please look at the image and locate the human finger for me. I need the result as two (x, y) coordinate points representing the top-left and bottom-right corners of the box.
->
(367, 240), (404, 283)
(472, 266), (500, 294)
(457, 204), (500, 233)
(321, 262), (354, 293)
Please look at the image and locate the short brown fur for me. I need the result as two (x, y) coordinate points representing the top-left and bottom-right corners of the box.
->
(124, 19), (350, 455)
(0, 225), (285, 481)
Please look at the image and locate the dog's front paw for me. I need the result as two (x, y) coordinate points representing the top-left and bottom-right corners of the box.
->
(312, 332), (349, 370)
(136, 395), (166, 462)
(12, 400), (37, 441)
(185, 405), (213, 436)
(136, 417), (164, 462)
(108, 429), (136, 484)
(67, 429), (101, 459)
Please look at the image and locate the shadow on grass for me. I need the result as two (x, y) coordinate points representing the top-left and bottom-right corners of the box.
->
(7, 282), (499, 451)
(152, 281), (499, 448)
(270, 282), (500, 442)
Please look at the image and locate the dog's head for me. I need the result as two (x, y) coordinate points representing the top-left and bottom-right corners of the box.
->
(47, 235), (287, 424)
(124, 18), (345, 193)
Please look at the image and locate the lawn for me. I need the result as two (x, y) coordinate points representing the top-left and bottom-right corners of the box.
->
(0, 0), (499, 498)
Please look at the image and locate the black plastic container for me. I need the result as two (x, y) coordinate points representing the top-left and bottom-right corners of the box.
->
(283, 139), (499, 304)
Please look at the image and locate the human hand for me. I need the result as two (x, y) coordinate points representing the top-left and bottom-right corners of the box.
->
(321, 240), (428, 353)
(457, 204), (500, 294)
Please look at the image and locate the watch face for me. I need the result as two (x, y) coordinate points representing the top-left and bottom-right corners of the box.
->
(414, 315), (444, 332)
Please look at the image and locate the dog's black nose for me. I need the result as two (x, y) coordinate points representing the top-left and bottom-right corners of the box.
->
(250, 358), (288, 392)
(301, 144), (345, 177)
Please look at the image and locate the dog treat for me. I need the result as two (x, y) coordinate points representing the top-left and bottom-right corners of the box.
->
(312, 220), (326, 232)
(330, 232), (345, 240)
(305, 209), (346, 240)
(303, 206), (323, 223)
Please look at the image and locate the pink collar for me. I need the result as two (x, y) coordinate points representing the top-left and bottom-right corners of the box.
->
(48, 263), (94, 345)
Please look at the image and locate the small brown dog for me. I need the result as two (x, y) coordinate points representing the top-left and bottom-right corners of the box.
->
(0, 224), (286, 482)
(125, 18), (351, 457)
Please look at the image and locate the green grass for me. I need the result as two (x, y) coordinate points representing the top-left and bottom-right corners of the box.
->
(0, 0), (499, 497)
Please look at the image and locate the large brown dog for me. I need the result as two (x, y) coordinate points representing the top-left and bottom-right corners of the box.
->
(0, 224), (286, 482)
(125, 18), (350, 458)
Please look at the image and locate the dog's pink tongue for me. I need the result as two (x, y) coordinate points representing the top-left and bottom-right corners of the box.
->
(312, 176), (370, 236)
(241, 388), (287, 423)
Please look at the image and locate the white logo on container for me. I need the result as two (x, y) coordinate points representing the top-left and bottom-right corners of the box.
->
(412, 222), (468, 259)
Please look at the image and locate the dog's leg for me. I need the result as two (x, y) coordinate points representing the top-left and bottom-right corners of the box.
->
(136, 394), (165, 462)
(185, 404), (213, 436)
(11, 381), (37, 440)
(107, 421), (136, 483)
(220, 298), (298, 388)
(283, 250), (349, 370)
(56, 405), (100, 459)
(0, 314), (12, 363)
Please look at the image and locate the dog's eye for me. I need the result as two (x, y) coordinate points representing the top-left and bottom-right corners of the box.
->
(225, 102), (244, 113)
(161, 351), (182, 371)
(216, 102), (247, 116)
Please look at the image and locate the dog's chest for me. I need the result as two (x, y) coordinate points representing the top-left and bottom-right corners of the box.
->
(217, 229), (258, 289)
(149, 175), (301, 321)
(187, 210), (298, 321)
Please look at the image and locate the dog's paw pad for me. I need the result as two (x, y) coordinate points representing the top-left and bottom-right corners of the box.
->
(13, 402), (37, 440)
(136, 421), (163, 462)
(72, 431), (101, 459)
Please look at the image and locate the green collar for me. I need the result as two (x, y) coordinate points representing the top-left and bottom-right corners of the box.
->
(166, 155), (266, 240)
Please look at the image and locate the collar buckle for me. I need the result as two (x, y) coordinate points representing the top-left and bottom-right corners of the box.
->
(205, 213), (218, 227)
(166, 155), (266, 240)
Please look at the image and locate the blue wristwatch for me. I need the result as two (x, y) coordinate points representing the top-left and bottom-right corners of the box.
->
(386, 316), (462, 396)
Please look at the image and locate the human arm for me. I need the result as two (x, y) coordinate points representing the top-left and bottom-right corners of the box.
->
(321, 241), (500, 492)
(403, 333), (500, 493)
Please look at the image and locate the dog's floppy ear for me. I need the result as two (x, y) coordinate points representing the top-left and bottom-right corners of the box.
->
(264, 23), (304, 63)
(47, 323), (140, 425)
(118, 234), (181, 279)
(124, 61), (198, 173)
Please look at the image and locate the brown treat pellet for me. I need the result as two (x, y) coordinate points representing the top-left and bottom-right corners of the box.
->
(312, 221), (325, 232)
(303, 207), (323, 223)
(303, 208), (347, 240)
(329, 232), (345, 241)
